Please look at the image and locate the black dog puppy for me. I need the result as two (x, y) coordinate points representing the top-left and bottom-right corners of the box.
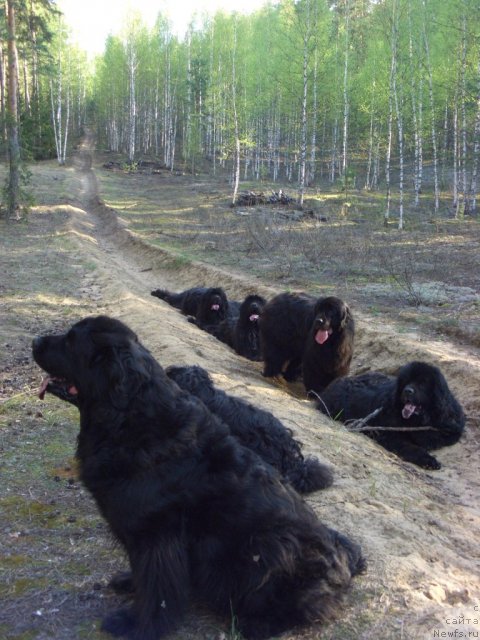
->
(166, 364), (333, 494)
(317, 361), (465, 469)
(260, 292), (355, 394)
(206, 294), (266, 361)
(33, 316), (365, 640)
(151, 286), (229, 326)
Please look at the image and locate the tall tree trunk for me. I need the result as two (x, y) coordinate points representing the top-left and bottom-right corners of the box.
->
(298, 7), (310, 207)
(468, 60), (480, 216)
(50, 51), (70, 166)
(330, 117), (338, 183)
(408, 3), (421, 207)
(127, 43), (137, 164)
(384, 51), (394, 226)
(391, 0), (404, 230)
(365, 72), (376, 190)
(231, 20), (240, 205)
(422, 2), (439, 217)
(50, 80), (61, 161)
(308, 48), (318, 186)
(0, 47), (6, 140)
(341, 0), (350, 176)
(62, 87), (70, 164)
(459, 13), (468, 215)
(453, 93), (459, 215)
(6, 0), (21, 220)
(441, 97), (449, 186)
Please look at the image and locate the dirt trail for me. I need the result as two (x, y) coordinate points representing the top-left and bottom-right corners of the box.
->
(55, 143), (480, 639)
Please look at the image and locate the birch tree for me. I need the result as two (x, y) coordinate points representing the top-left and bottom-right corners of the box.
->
(231, 17), (240, 205)
(390, 0), (404, 229)
(341, 0), (350, 177)
(126, 31), (137, 163)
(5, 0), (20, 219)
(467, 59), (480, 216)
(297, 0), (314, 206)
(421, 0), (439, 217)
(49, 21), (71, 165)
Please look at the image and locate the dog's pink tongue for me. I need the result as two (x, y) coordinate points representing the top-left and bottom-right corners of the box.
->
(315, 329), (330, 345)
(211, 304), (220, 311)
(249, 314), (259, 322)
(38, 377), (51, 400)
(402, 403), (417, 419)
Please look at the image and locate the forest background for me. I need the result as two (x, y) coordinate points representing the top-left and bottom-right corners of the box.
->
(0, 0), (480, 227)
(1, 3), (480, 637)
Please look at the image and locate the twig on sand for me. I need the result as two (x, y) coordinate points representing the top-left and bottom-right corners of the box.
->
(308, 394), (437, 432)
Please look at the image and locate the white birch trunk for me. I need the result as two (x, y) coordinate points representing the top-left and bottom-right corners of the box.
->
(422, 3), (439, 216)
(50, 79), (61, 163)
(127, 43), (137, 164)
(231, 21), (240, 205)
(391, 0), (404, 229)
(468, 61), (480, 215)
(309, 48), (318, 186)
(62, 87), (70, 165)
(342, 0), (350, 176)
(365, 76), (376, 190)
(408, 6), (420, 206)
(460, 14), (468, 215)
(298, 24), (309, 206)
(453, 96), (459, 215)
(384, 55), (394, 225)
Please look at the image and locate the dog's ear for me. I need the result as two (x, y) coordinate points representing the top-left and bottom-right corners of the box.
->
(429, 366), (455, 424)
(91, 340), (152, 410)
(340, 302), (351, 329)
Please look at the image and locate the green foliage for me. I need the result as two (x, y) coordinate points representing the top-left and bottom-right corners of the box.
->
(3, 0), (480, 219)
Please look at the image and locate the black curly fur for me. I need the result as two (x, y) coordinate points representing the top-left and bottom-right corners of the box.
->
(260, 292), (355, 394)
(317, 361), (465, 469)
(204, 294), (266, 361)
(33, 316), (365, 640)
(166, 364), (333, 493)
(151, 286), (230, 326)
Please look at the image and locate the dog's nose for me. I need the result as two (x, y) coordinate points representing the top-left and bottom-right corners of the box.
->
(32, 336), (42, 351)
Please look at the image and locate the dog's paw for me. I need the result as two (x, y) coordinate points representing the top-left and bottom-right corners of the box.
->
(419, 454), (441, 470)
(108, 571), (135, 595)
(101, 607), (136, 637)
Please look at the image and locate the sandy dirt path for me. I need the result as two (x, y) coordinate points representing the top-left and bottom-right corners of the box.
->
(60, 145), (480, 639)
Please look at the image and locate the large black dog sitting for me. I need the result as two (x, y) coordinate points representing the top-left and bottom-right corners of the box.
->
(33, 316), (365, 640)
(317, 361), (465, 470)
(260, 292), (355, 394)
(166, 364), (333, 494)
(204, 294), (266, 361)
(151, 286), (230, 327)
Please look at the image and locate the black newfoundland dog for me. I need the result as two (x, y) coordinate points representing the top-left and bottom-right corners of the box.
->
(317, 361), (465, 470)
(205, 294), (266, 361)
(151, 286), (230, 327)
(166, 364), (333, 494)
(260, 292), (355, 394)
(32, 316), (365, 640)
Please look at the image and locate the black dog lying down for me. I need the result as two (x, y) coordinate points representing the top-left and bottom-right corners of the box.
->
(317, 361), (465, 470)
(203, 294), (266, 361)
(151, 286), (231, 327)
(167, 364), (333, 494)
(33, 316), (365, 640)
